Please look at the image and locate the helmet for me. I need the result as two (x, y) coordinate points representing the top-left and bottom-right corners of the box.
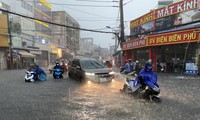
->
(34, 63), (39, 67)
(55, 62), (60, 66)
(128, 59), (132, 62)
(145, 61), (153, 71)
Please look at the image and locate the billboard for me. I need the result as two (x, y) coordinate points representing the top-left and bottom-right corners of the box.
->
(155, 9), (200, 31)
(130, 21), (154, 37)
(130, 0), (199, 36)
(130, 11), (155, 38)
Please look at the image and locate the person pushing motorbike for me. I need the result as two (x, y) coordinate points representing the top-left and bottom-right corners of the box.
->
(32, 63), (47, 81)
(135, 60), (160, 99)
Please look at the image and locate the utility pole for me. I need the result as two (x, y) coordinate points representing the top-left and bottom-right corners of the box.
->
(119, 0), (125, 47)
(7, 13), (13, 69)
(119, 0), (125, 67)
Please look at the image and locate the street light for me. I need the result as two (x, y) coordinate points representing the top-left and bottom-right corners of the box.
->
(106, 26), (119, 53)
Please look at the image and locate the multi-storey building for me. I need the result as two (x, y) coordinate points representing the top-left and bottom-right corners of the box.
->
(34, 0), (52, 66)
(52, 11), (80, 60)
(79, 37), (93, 56)
(0, 0), (36, 69)
(0, 1), (10, 70)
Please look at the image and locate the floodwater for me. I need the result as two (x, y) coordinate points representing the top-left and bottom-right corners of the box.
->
(60, 74), (200, 120)
(0, 70), (200, 120)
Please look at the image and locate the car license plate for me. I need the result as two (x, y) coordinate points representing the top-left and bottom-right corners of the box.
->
(99, 78), (107, 82)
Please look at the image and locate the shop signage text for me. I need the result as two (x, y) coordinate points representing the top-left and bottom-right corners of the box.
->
(147, 29), (199, 46)
(130, 12), (154, 29)
(155, 0), (197, 18)
(123, 39), (146, 50)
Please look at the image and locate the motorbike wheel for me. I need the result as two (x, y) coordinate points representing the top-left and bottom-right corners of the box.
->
(68, 72), (72, 79)
(150, 95), (161, 103)
(120, 84), (132, 94)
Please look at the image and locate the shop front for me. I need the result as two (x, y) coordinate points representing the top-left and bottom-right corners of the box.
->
(156, 43), (198, 73)
(123, 28), (200, 73)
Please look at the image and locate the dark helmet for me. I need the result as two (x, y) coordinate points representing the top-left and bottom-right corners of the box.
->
(145, 61), (153, 71)
(55, 62), (60, 66)
(34, 63), (39, 67)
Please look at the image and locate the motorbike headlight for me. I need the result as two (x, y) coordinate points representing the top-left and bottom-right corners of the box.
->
(85, 72), (95, 76)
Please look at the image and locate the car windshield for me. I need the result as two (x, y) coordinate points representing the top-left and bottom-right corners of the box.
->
(80, 60), (105, 69)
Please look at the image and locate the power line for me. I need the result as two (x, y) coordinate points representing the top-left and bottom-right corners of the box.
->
(0, 9), (118, 35)
(17, 0), (118, 7)
(124, 0), (135, 6)
(76, 0), (119, 2)
(51, 3), (118, 7)
(62, 6), (117, 20)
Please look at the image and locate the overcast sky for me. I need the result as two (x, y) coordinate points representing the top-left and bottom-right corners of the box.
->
(48, 0), (158, 48)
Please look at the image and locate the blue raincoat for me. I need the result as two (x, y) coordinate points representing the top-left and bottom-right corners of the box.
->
(32, 67), (47, 81)
(135, 67), (159, 89)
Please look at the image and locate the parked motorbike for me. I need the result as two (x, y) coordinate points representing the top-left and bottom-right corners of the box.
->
(120, 71), (161, 102)
(24, 71), (35, 82)
(53, 68), (63, 79)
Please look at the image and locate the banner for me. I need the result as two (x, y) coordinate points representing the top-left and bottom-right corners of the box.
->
(147, 28), (200, 46)
(130, 11), (154, 29)
(122, 39), (146, 50)
(155, 0), (198, 19)
(130, 21), (154, 37)
(155, 9), (200, 31)
(185, 63), (198, 74)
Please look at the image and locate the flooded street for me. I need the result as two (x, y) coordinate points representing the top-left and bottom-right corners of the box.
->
(60, 74), (200, 120)
(0, 70), (200, 120)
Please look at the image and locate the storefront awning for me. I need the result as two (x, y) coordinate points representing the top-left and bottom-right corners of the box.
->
(29, 50), (42, 55)
(18, 50), (36, 58)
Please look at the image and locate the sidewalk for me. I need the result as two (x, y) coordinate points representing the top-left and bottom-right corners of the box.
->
(112, 66), (200, 80)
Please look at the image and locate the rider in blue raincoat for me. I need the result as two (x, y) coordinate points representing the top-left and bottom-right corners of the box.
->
(32, 63), (47, 81)
(129, 61), (160, 97)
(135, 61), (159, 89)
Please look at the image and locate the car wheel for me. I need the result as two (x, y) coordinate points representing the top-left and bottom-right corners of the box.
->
(68, 72), (72, 79)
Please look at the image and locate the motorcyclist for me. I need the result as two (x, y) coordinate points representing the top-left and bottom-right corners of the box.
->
(32, 63), (47, 81)
(53, 62), (64, 78)
(128, 59), (134, 72)
(61, 60), (67, 73)
(123, 59), (132, 74)
(135, 60), (140, 74)
(134, 60), (160, 98)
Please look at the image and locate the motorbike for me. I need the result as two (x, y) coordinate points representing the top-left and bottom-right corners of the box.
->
(120, 71), (161, 102)
(53, 68), (63, 79)
(24, 71), (35, 82)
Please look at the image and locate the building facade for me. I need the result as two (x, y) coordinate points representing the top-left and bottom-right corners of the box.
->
(123, 0), (200, 74)
(33, 0), (52, 67)
(52, 11), (80, 61)
(79, 37), (94, 56)
(0, 0), (37, 70)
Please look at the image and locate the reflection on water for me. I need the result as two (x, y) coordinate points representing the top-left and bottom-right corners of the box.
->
(63, 78), (147, 120)
(60, 75), (200, 120)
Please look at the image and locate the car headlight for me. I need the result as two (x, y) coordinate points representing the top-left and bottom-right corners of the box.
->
(109, 71), (115, 75)
(85, 72), (95, 76)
